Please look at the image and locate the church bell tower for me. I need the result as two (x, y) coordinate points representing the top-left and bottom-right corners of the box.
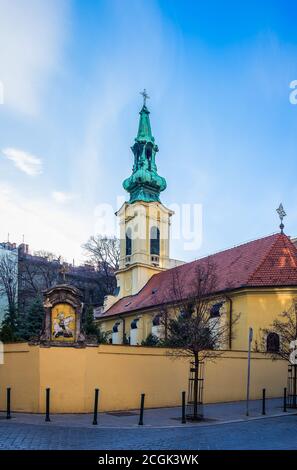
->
(114, 91), (174, 300)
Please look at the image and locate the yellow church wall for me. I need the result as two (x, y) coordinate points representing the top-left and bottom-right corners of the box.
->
(0, 343), (40, 412)
(100, 311), (155, 344)
(204, 351), (287, 403)
(230, 288), (297, 351)
(38, 346), (89, 413)
(82, 346), (189, 413)
(99, 287), (297, 352)
(0, 343), (288, 414)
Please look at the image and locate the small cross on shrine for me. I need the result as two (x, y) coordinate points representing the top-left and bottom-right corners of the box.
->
(60, 264), (69, 282)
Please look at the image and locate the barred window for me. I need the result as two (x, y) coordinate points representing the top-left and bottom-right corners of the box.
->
(266, 332), (280, 353)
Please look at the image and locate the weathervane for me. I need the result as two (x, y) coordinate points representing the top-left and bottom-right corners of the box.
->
(276, 203), (286, 234)
(140, 89), (150, 106)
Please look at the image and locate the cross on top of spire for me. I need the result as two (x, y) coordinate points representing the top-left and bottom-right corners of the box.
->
(140, 89), (150, 107)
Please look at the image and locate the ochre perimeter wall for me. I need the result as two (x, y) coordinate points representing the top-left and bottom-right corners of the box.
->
(0, 343), (287, 413)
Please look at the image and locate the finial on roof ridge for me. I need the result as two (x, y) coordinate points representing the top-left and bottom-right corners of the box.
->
(276, 203), (286, 234)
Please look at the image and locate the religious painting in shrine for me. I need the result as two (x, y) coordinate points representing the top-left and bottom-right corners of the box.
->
(51, 303), (76, 342)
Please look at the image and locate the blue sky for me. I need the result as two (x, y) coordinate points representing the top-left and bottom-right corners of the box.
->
(0, 0), (297, 263)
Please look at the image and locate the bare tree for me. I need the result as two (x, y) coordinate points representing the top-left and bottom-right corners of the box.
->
(82, 235), (119, 295)
(262, 299), (297, 361)
(261, 300), (297, 408)
(33, 250), (60, 262)
(160, 260), (239, 420)
(18, 254), (60, 309)
(18, 248), (107, 313)
(0, 253), (18, 320)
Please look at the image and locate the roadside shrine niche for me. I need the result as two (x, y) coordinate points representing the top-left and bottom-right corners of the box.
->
(40, 285), (85, 347)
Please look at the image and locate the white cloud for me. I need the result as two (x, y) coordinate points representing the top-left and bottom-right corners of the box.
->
(2, 148), (42, 176)
(0, 182), (90, 263)
(0, 0), (69, 115)
(52, 191), (76, 204)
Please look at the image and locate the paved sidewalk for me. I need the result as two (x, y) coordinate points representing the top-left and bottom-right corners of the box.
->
(0, 397), (295, 428)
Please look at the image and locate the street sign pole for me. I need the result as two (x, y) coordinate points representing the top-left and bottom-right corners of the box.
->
(246, 327), (253, 416)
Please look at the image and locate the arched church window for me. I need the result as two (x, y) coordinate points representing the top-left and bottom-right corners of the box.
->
(145, 144), (152, 158)
(209, 302), (224, 318)
(179, 303), (194, 319)
(150, 226), (160, 256)
(152, 314), (161, 326)
(113, 286), (120, 296)
(266, 332), (280, 353)
(131, 318), (140, 329)
(145, 144), (152, 170)
(126, 228), (132, 256)
(113, 321), (121, 333)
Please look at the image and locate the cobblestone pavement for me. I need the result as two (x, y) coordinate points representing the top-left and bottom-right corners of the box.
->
(0, 415), (297, 450)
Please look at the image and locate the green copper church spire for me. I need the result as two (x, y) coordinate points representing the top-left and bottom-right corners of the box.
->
(136, 91), (153, 142)
(123, 91), (167, 204)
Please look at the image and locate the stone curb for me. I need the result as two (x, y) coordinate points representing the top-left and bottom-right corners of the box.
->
(1, 410), (296, 430)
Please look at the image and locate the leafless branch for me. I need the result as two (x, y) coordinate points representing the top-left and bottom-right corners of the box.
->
(0, 253), (18, 313)
(160, 260), (240, 361)
(82, 235), (119, 295)
(262, 299), (297, 361)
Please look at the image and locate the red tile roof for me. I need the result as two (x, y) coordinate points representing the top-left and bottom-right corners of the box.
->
(102, 233), (297, 318)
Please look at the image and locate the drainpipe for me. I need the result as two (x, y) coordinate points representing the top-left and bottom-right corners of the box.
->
(120, 317), (126, 344)
(225, 295), (233, 350)
(164, 309), (168, 341)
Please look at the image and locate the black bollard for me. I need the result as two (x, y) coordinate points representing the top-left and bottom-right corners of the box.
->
(182, 391), (186, 424)
(138, 393), (145, 426)
(283, 387), (287, 413)
(93, 388), (99, 425)
(45, 388), (51, 422)
(6, 388), (11, 420)
(262, 388), (266, 415)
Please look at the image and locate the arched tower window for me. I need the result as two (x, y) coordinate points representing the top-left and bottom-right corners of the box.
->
(266, 332), (280, 353)
(145, 144), (153, 171)
(126, 228), (132, 256)
(150, 226), (160, 256)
